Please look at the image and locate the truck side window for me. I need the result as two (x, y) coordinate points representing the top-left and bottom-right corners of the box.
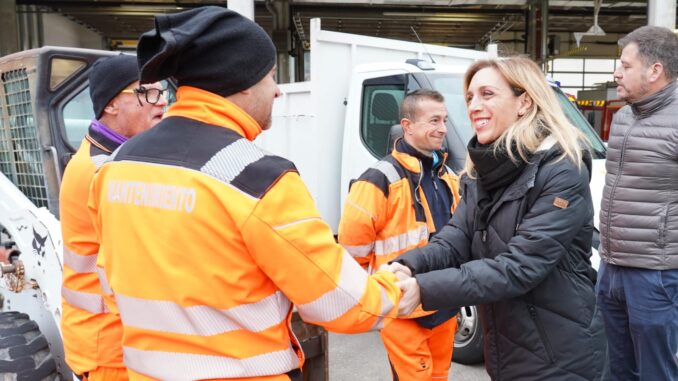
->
(361, 84), (405, 159)
(62, 87), (93, 149)
(50, 58), (86, 91)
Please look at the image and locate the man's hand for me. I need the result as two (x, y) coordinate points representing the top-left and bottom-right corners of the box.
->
(378, 262), (412, 280)
(396, 277), (421, 317)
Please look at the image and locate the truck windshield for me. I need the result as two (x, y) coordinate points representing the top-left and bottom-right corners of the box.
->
(426, 73), (606, 159)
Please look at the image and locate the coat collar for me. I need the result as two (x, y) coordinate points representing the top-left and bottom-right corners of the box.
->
(163, 86), (263, 141)
(391, 138), (449, 174)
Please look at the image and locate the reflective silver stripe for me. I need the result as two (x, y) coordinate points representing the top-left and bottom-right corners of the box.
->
(62, 287), (108, 314)
(90, 154), (110, 170)
(297, 251), (371, 323)
(379, 286), (395, 317)
(116, 291), (291, 336)
(374, 225), (428, 256)
(200, 139), (265, 184)
(96, 266), (113, 295)
(370, 287), (395, 330)
(273, 217), (321, 231)
(372, 161), (401, 184)
(123, 345), (299, 379)
(342, 243), (373, 258)
(62, 246), (97, 273)
(344, 199), (376, 221)
(372, 316), (386, 330)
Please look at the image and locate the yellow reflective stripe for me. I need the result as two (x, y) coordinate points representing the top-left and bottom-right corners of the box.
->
(63, 246), (98, 273)
(123, 345), (299, 379)
(297, 251), (373, 323)
(116, 291), (291, 336)
(374, 225), (428, 256)
(62, 287), (108, 314)
(96, 266), (113, 295)
(342, 243), (373, 258)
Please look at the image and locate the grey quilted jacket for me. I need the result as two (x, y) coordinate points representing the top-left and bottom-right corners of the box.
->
(599, 82), (678, 269)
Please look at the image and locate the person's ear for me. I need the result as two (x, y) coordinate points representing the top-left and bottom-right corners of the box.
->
(103, 100), (119, 116)
(518, 93), (533, 117)
(647, 62), (665, 83)
(401, 118), (414, 135)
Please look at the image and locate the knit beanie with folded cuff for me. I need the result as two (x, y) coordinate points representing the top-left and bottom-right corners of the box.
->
(136, 6), (276, 98)
(89, 54), (139, 119)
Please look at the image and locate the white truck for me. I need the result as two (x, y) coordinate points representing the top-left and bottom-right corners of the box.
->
(0, 18), (607, 379)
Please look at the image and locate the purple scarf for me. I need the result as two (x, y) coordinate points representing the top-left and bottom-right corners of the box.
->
(90, 119), (127, 145)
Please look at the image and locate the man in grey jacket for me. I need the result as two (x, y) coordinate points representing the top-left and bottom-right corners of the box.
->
(597, 25), (678, 381)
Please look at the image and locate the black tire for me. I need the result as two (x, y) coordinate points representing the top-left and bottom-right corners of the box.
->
(0, 311), (59, 381)
(452, 305), (484, 365)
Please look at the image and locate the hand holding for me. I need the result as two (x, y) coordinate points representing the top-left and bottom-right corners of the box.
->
(378, 262), (412, 279)
(395, 277), (421, 317)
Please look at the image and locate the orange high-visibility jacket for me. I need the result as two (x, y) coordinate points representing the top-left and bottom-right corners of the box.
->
(339, 143), (460, 270)
(60, 128), (125, 374)
(89, 86), (401, 381)
(338, 142), (460, 281)
(338, 144), (460, 319)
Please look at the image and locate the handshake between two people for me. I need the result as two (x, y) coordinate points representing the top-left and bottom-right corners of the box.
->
(378, 262), (421, 317)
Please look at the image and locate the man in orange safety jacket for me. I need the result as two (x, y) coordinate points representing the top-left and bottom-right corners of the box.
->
(88, 7), (402, 381)
(339, 89), (461, 380)
(60, 54), (166, 381)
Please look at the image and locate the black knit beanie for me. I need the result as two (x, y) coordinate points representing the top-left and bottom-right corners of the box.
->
(89, 54), (139, 119)
(137, 6), (276, 98)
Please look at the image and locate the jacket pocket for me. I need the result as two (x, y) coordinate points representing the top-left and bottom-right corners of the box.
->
(658, 203), (669, 248)
(527, 304), (555, 364)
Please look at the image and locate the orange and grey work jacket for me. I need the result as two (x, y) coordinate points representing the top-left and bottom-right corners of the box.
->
(89, 86), (402, 381)
(60, 127), (124, 374)
(338, 143), (460, 317)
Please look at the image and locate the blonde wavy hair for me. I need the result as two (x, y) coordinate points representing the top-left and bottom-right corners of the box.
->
(462, 56), (589, 177)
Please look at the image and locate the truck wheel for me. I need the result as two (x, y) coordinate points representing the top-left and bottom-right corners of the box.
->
(452, 305), (484, 365)
(0, 311), (59, 380)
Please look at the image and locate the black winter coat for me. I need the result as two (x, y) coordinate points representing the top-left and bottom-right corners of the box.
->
(396, 144), (607, 381)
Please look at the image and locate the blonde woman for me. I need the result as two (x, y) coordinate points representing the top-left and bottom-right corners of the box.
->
(384, 57), (608, 380)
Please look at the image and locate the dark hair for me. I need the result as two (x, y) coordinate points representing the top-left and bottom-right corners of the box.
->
(399, 89), (445, 120)
(619, 26), (678, 81)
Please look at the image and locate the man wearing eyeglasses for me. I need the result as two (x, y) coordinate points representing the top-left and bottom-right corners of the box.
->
(59, 53), (166, 381)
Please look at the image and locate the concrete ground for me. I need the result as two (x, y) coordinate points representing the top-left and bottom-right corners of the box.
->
(328, 331), (490, 381)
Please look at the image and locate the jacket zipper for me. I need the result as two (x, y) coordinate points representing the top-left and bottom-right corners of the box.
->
(527, 304), (555, 364)
(659, 203), (669, 248)
(604, 122), (635, 260)
(414, 161), (424, 208)
(431, 170), (440, 205)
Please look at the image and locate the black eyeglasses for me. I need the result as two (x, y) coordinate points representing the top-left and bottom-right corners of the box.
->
(122, 86), (166, 106)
